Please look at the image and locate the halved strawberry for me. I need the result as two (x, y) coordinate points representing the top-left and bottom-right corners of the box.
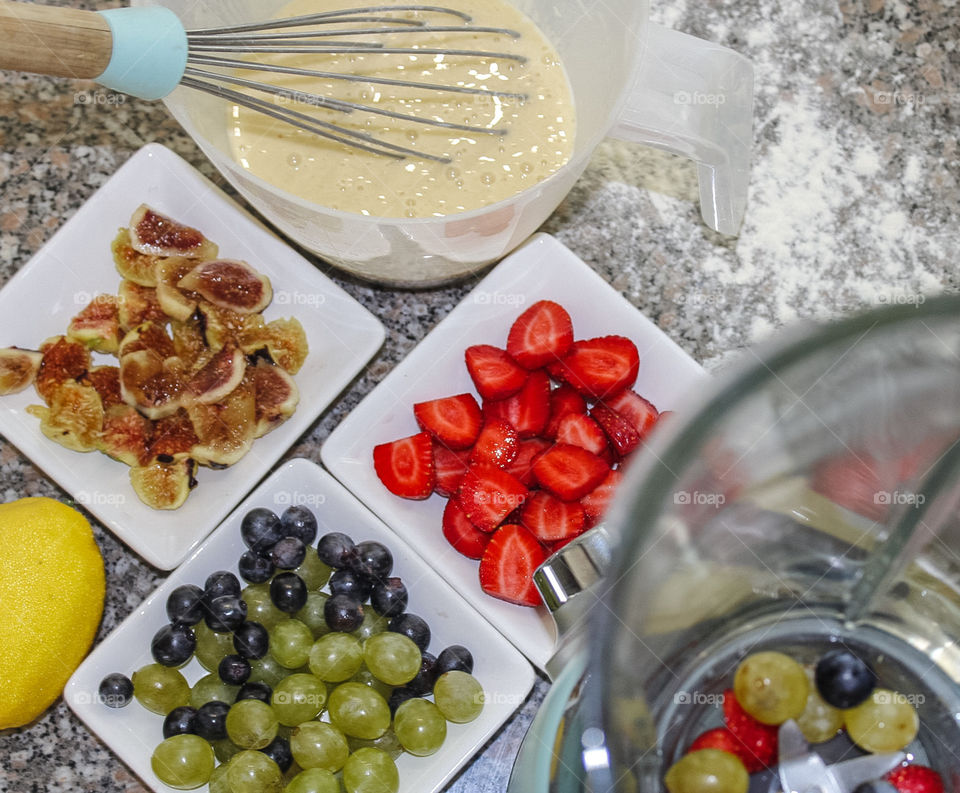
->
(465, 345), (527, 400)
(556, 336), (640, 400)
(434, 444), (471, 497)
(604, 389), (659, 439)
(469, 418), (519, 468)
(483, 369), (550, 438)
(532, 443), (610, 501)
(458, 463), (529, 531)
(591, 404), (641, 457)
(555, 413), (610, 458)
(373, 432), (435, 499)
(520, 490), (586, 543)
(479, 523), (548, 607)
(506, 300), (574, 370)
(688, 728), (753, 769)
(543, 383), (588, 438)
(413, 393), (482, 450)
(722, 689), (778, 772)
(886, 764), (944, 793)
(580, 468), (623, 527)
(505, 438), (552, 487)
(442, 498), (491, 559)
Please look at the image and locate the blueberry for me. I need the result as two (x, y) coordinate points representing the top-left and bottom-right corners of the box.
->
(241, 508), (284, 555)
(236, 681), (273, 705)
(270, 572), (308, 613)
(388, 612), (431, 652)
(436, 645), (474, 675)
(194, 700), (230, 741)
(238, 550), (274, 584)
(352, 540), (392, 580)
(370, 577), (408, 617)
(233, 621), (270, 660)
(204, 595), (248, 632)
(815, 649), (878, 709)
(387, 686), (418, 716)
(218, 654), (252, 686)
(270, 537), (306, 570)
(329, 568), (374, 601)
(151, 624), (197, 667)
(162, 706), (198, 738)
(260, 735), (293, 773)
(98, 673), (133, 708)
(406, 652), (438, 697)
(324, 593), (365, 632)
(165, 584), (204, 626)
(280, 505), (318, 546)
(852, 783), (898, 793)
(204, 570), (241, 603)
(317, 532), (357, 569)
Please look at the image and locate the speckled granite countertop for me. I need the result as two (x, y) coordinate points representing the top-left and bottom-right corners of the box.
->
(1, 0), (958, 790)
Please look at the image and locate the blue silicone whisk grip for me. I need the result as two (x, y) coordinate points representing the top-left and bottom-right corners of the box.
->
(96, 6), (187, 101)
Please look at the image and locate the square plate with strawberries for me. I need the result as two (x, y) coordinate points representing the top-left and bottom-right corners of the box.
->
(321, 234), (706, 669)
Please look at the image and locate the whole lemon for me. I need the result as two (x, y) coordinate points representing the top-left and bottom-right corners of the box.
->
(0, 497), (105, 728)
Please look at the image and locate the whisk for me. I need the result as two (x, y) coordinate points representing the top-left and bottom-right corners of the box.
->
(0, 2), (528, 162)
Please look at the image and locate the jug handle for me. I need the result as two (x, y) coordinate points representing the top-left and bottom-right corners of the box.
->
(610, 23), (754, 236)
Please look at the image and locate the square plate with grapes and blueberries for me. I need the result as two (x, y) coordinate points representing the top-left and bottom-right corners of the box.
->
(65, 458), (535, 793)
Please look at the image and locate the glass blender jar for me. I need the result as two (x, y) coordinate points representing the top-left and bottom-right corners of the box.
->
(511, 296), (960, 792)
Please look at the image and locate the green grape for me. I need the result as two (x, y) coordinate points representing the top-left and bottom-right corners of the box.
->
(394, 698), (447, 756)
(327, 682), (391, 740)
(226, 698), (279, 749)
(271, 619), (315, 669)
(664, 749), (748, 793)
(433, 671), (484, 724)
(296, 592), (331, 638)
(272, 673), (327, 726)
(189, 672), (239, 708)
(289, 720), (350, 771)
(733, 651), (808, 725)
(797, 667), (843, 743)
(845, 688), (919, 752)
(249, 654), (292, 688)
(350, 666), (393, 701)
(293, 554), (332, 591)
(309, 633), (363, 682)
(132, 663), (190, 715)
(208, 761), (231, 793)
(227, 749), (284, 793)
(362, 632), (421, 686)
(194, 621), (236, 672)
(351, 610), (387, 642)
(213, 738), (243, 764)
(284, 767), (340, 793)
(342, 747), (399, 793)
(243, 583), (286, 629)
(347, 730), (403, 760)
(150, 734), (215, 790)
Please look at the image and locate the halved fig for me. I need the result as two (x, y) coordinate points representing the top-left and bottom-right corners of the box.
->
(98, 403), (152, 466)
(79, 365), (122, 409)
(117, 279), (165, 332)
(155, 258), (197, 322)
(129, 205), (218, 260)
(119, 349), (184, 420)
(67, 294), (120, 353)
(129, 457), (198, 510)
(0, 347), (42, 395)
(178, 260), (272, 315)
(236, 314), (269, 355)
(147, 409), (200, 464)
(187, 379), (256, 467)
(36, 335), (90, 403)
(185, 344), (245, 405)
(264, 318), (309, 374)
(26, 380), (103, 452)
(249, 360), (300, 438)
(118, 321), (176, 361)
(111, 228), (159, 287)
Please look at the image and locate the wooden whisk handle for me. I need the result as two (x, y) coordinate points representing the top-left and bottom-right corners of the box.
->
(0, 1), (113, 80)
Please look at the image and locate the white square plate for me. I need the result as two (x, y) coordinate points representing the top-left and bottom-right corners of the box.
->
(321, 233), (707, 669)
(0, 143), (384, 569)
(65, 459), (535, 793)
